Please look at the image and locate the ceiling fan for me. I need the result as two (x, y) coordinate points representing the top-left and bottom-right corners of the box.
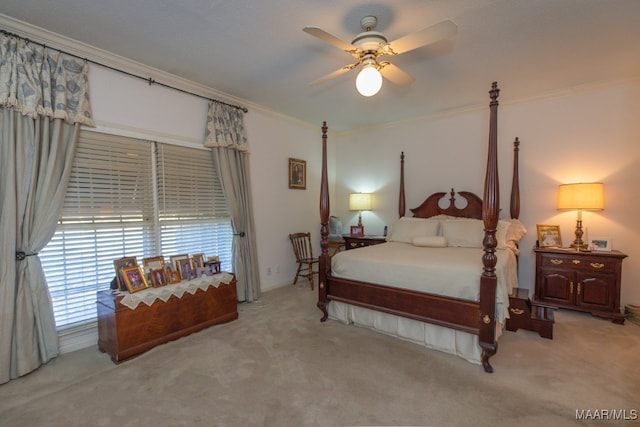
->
(303, 16), (457, 96)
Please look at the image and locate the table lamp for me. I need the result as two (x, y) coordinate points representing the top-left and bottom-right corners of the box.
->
(557, 183), (604, 250)
(349, 193), (372, 227)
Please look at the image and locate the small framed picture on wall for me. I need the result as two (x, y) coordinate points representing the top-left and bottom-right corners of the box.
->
(288, 158), (306, 190)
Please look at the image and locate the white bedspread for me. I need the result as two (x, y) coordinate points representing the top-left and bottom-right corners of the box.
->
(328, 242), (518, 364)
(330, 242), (518, 322)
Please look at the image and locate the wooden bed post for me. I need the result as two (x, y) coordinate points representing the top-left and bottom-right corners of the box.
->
(318, 121), (330, 321)
(510, 137), (521, 219)
(479, 82), (500, 372)
(399, 152), (406, 218)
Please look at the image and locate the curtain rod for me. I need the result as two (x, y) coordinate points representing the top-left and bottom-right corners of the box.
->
(0, 28), (248, 113)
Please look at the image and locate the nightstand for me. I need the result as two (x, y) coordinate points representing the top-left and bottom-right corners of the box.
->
(534, 247), (627, 324)
(343, 235), (386, 250)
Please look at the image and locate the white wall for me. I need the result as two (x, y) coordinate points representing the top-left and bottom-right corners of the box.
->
(246, 113), (335, 291)
(333, 81), (640, 309)
(90, 66), (209, 144)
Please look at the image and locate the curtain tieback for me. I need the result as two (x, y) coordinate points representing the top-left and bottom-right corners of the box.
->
(16, 251), (39, 261)
(233, 232), (246, 237)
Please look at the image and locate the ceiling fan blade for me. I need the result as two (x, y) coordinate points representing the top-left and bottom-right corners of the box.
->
(303, 27), (359, 57)
(385, 20), (457, 55)
(379, 62), (415, 87)
(309, 63), (357, 86)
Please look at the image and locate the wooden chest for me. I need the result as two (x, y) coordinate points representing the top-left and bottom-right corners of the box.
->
(97, 275), (238, 362)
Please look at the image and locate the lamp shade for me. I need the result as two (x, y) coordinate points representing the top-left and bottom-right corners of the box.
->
(349, 193), (372, 211)
(557, 183), (604, 210)
(355, 60), (382, 97)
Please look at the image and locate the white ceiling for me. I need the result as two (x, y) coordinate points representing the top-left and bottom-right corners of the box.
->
(1, 0), (639, 132)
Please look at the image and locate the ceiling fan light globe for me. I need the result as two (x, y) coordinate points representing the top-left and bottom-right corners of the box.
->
(356, 66), (382, 97)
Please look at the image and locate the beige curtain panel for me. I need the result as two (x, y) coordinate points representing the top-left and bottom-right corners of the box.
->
(0, 33), (93, 384)
(204, 102), (260, 302)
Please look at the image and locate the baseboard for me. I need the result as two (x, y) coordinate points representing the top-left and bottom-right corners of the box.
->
(58, 322), (98, 354)
(260, 281), (295, 293)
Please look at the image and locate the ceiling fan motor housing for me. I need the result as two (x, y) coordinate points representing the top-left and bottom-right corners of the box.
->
(351, 32), (387, 54)
(352, 16), (387, 55)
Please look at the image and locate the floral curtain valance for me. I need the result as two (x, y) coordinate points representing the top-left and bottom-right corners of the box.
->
(0, 34), (94, 126)
(204, 102), (248, 152)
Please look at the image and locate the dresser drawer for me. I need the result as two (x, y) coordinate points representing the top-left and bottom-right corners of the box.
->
(539, 254), (617, 273)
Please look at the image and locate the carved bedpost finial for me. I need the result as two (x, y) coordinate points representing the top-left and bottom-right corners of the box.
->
(489, 82), (500, 107)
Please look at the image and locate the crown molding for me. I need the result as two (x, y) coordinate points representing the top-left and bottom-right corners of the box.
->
(337, 76), (640, 137)
(0, 13), (251, 108)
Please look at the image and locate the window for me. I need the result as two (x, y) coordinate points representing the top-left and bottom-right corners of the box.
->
(40, 130), (232, 329)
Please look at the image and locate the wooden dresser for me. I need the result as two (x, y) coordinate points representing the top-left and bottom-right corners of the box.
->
(534, 248), (627, 324)
(343, 235), (386, 250)
(97, 274), (238, 362)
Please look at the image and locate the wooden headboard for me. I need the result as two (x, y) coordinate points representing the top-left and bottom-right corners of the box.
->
(396, 137), (521, 222)
(410, 189), (483, 219)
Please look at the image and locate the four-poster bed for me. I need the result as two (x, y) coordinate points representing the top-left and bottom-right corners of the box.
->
(317, 82), (523, 372)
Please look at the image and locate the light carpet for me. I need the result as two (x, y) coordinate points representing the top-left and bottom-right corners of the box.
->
(1, 283), (639, 427)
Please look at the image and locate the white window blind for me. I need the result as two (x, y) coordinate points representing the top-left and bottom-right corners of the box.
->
(156, 143), (233, 270)
(40, 131), (232, 329)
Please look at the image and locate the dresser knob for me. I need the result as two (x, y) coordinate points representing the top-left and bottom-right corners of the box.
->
(590, 262), (605, 269)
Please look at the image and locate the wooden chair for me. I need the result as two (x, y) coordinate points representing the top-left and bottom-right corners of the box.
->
(289, 232), (318, 290)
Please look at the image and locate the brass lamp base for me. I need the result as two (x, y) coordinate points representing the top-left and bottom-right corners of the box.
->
(570, 218), (588, 251)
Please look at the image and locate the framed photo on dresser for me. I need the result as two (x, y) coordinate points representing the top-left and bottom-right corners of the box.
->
(150, 269), (168, 287)
(350, 225), (364, 237)
(590, 238), (612, 252)
(537, 224), (562, 248)
(113, 256), (138, 291)
(142, 256), (164, 271)
(122, 266), (150, 293)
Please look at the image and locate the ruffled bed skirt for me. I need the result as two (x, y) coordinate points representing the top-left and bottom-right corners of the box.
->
(328, 301), (504, 365)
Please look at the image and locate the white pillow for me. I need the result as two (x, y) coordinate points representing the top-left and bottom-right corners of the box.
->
(386, 219), (440, 243)
(428, 214), (458, 220)
(442, 219), (484, 248)
(412, 235), (448, 247)
(441, 218), (527, 250)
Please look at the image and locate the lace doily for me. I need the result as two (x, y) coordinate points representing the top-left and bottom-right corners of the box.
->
(114, 272), (234, 309)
